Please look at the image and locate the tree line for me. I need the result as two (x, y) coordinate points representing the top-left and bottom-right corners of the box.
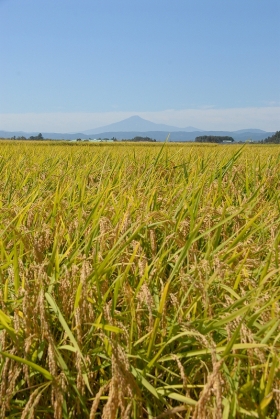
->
(11, 133), (44, 141)
(262, 131), (280, 144)
(195, 135), (234, 143)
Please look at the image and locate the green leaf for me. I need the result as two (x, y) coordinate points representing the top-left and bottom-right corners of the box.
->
(159, 343), (268, 362)
(207, 305), (249, 331)
(157, 388), (197, 406)
(45, 292), (85, 361)
(0, 310), (17, 340)
(259, 393), (273, 411)
(13, 243), (20, 295)
(92, 323), (124, 334)
(58, 345), (77, 353)
(74, 282), (83, 311)
(131, 367), (160, 400)
(147, 279), (170, 359)
(0, 351), (53, 381)
(45, 293), (93, 394)
(239, 380), (254, 394)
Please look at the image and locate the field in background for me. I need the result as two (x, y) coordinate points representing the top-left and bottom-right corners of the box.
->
(0, 141), (280, 419)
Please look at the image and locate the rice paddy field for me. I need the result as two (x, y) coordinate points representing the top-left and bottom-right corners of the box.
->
(0, 140), (280, 419)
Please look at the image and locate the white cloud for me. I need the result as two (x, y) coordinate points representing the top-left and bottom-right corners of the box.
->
(0, 107), (279, 133)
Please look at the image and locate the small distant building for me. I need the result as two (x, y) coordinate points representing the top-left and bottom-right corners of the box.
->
(88, 138), (114, 143)
(71, 138), (115, 143)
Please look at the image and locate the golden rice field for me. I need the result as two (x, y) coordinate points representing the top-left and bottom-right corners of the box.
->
(0, 141), (280, 419)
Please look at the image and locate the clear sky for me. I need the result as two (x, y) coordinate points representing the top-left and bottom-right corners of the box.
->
(0, 0), (279, 132)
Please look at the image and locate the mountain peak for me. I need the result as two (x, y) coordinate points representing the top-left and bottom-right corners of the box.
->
(125, 115), (145, 121)
(82, 115), (201, 135)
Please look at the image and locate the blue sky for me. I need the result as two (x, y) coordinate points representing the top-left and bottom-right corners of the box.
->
(0, 0), (279, 132)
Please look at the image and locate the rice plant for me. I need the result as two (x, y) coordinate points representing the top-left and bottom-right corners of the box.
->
(0, 141), (280, 418)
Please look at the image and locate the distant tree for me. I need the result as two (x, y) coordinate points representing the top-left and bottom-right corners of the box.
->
(76, 138), (82, 142)
(28, 133), (44, 141)
(195, 135), (234, 143)
(10, 135), (26, 140)
(263, 131), (280, 144)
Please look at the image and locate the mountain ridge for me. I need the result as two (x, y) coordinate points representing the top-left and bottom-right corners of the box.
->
(82, 115), (203, 134)
(0, 115), (275, 142)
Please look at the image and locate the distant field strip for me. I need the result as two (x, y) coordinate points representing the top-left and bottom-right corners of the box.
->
(0, 142), (280, 418)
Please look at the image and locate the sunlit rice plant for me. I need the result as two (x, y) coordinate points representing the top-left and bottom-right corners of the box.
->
(0, 141), (280, 418)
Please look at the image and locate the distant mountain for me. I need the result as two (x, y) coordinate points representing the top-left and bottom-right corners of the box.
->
(0, 123), (275, 143)
(234, 129), (267, 134)
(0, 130), (40, 137)
(0, 130), (87, 140)
(82, 115), (202, 134)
